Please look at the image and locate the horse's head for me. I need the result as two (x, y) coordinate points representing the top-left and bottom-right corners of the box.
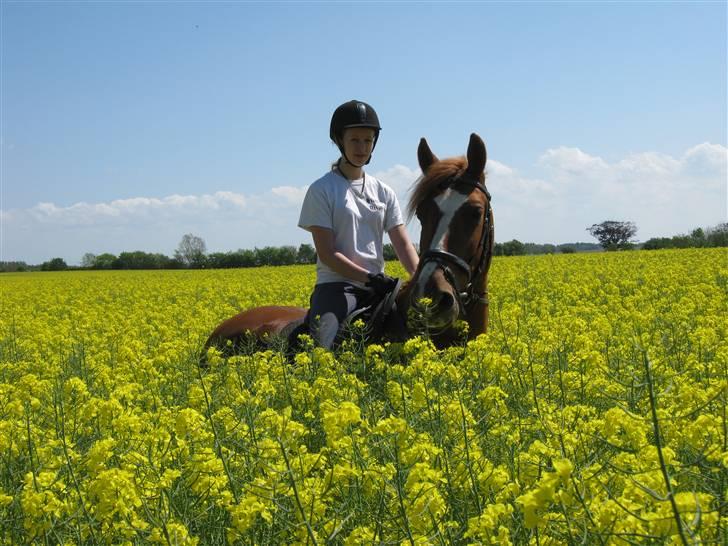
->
(405, 133), (494, 336)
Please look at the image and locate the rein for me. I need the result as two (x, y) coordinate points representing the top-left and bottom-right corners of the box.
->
(419, 177), (493, 316)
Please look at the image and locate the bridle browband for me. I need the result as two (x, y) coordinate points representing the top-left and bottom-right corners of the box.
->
(419, 175), (493, 315)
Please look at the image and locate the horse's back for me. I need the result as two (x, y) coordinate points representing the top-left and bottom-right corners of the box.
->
(204, 305), (307, 350)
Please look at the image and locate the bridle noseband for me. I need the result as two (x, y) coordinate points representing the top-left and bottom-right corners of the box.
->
(419, 176), (493, 315)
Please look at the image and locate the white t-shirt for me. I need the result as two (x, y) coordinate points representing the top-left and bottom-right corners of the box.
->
(298, 169), (404, 286)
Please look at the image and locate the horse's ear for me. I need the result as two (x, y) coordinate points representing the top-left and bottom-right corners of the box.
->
(465, 133), (487, 178)
(418, 137), (439, 173)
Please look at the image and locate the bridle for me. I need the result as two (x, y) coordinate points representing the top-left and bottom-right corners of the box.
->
(418, 176), (493, 316)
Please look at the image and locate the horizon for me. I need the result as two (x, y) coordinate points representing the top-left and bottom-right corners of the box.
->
(8, 231), (724, 268)
(2, 2), (726, 265)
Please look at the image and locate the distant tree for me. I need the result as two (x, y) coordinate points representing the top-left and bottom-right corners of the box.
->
(252, 246), (296, 266)
(524, 243), (556, 255)
(671, 234), (694, 249)
(92, 253), (117, 269)
(167, 257), (184, 269)
(0, 261), (28, 272)
(81, 253), (97, 268)
(206, 252), (228, 269)
(297, 243), (317, 264)
(587, 221), (637, 250)
(558, 242), (601, 253)
(277, 246), (298, 266)
(506, 239), (526, 256)
(644, 223), (726, 251)
(174, 234), (207, 268)
(254, 246), (276, 266)
(114, 251), (171, 269)
(690, 228), (705, 245)
(706, 223), (728, 247)
(495, 239), (526, 256)
(237, 249), (258, 267)
(642, 237), (673, 250)
(41, 257), (68, 271)
(214, 249), (258, 268)
(559, 246), (576, 254)
(251, 246), (296, 266)
(382, 243), (398, 261)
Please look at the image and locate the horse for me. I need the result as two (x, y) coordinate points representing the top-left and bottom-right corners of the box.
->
(201, 133), (493, 357)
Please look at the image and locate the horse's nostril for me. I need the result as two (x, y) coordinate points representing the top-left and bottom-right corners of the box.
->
(437, 291), (455, 311)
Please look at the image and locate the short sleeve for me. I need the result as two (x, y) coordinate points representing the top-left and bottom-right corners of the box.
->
(384, 188), (405, 232)
(298, 183), (333, 231)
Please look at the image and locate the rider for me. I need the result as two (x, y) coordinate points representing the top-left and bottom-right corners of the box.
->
(297, 99), (419, 349)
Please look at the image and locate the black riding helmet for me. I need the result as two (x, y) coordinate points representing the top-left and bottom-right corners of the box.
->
(330, 100), (381, 166)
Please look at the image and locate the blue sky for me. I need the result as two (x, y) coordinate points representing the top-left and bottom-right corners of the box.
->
(2, 1), (726, 264)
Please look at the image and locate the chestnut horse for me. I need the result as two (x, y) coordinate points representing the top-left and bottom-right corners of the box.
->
(202, 133), (493, 355)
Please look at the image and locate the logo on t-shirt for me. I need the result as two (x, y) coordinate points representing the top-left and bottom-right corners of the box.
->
(364, 196), (385, 212)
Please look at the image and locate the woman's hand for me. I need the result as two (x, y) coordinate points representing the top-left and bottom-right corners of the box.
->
(366, 273), (398, 296)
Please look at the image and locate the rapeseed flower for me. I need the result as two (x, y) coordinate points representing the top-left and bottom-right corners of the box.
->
(1, 250), (724, 543)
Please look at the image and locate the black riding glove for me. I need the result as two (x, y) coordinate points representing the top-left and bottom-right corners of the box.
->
(366, 273), (398, 296)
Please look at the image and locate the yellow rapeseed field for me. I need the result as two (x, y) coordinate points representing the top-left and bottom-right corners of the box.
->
(0, 248), (726, 545)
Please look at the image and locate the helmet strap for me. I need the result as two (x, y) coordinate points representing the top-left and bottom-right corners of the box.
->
(336, 158), (366, 182)
(335, 131), (379, 168)
(341, 153), (367, 169)
(335, 138), (367, 170)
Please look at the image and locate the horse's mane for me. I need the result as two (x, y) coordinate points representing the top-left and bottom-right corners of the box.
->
(406, 156), (485, 221)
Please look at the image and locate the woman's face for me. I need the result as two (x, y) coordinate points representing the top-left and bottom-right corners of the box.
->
(340, 127), (376, 166)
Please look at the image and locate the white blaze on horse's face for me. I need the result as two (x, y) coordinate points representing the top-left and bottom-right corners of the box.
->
(413, 187), (471, 299)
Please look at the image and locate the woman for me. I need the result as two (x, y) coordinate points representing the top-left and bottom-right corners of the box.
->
(298, 100), (419, 349)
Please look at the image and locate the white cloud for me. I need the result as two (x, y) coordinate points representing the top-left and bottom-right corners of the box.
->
(17, 191), (249, 227)
(2, 190), (280, 263)
(488, 160), (555, 202)
(2, 143), (726, 264)
(373, 164), (422, 203)
(538, 146), (609, 176)
(270, 185), (308, 206)
(615, 152), (681, 177)
(487, 160), (515, 178)
(491, 143), (726, 244)
(682, 142), (728, 178)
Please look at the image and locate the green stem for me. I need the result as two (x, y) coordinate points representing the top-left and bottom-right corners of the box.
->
(277, 437), (319, 546)
(54, 387), (98, 543)
(642, 352), (691, 545)
(458, 397), (482, 513)
(197, 366), (239, 504)
(393, 438), (416, 546)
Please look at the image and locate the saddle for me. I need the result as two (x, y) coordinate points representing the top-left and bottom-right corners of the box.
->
(284, 279), (406, 352)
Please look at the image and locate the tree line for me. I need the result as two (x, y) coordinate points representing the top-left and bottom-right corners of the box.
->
(40, 243), (320, 272)
(642, 225), (728, 250)
(2, 222), (726, 273)
(493, 241), (601, 256)
(1, 239), (594, 271)
(587, 221), (728, 251)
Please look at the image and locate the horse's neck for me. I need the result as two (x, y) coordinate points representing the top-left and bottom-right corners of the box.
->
(467, 233), (494, 338)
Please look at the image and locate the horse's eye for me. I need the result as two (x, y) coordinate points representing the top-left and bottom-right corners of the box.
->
(464, 206), (483, 222)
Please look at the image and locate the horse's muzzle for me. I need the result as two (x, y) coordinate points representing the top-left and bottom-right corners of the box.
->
(409, 272), (461, 331)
